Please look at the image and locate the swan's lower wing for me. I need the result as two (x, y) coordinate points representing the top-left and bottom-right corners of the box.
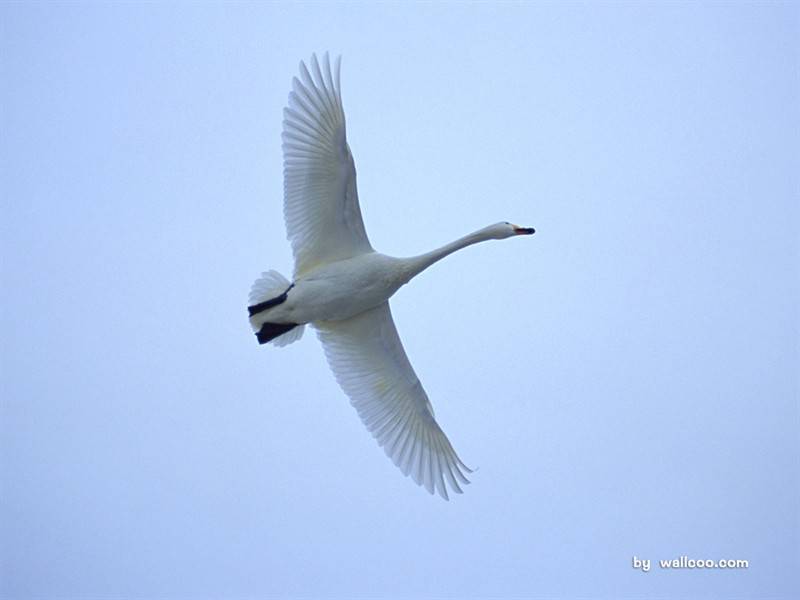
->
(315, 303), (472, 499)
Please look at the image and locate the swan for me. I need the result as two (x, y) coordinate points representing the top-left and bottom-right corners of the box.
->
(248, 53), (535, 499)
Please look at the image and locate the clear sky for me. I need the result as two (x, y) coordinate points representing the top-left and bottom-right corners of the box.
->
(1, 2), (798, 599)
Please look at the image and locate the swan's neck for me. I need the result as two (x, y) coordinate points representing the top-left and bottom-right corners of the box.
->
(401, 227), (496, 282)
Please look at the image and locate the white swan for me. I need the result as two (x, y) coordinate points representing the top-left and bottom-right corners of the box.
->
(249, 53), (535, 499)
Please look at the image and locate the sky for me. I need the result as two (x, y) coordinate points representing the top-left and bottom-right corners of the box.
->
(1, 2), (798, 599)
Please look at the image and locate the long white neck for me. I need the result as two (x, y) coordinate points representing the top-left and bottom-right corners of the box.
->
(400, 226), (498, 282)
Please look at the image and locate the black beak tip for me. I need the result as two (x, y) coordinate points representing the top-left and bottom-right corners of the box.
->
(516, 227), (535, 235)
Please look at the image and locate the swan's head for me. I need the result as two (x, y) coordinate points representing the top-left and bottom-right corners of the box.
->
(485, 221), (536, 239)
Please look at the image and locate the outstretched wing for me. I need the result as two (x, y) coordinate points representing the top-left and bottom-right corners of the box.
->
(282, 53), (373, 278)
(316, 302), (472, 500)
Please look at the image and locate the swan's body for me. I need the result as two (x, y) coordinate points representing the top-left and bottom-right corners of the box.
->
(249, 54), (534, 499)
(250, 253), (405, 326)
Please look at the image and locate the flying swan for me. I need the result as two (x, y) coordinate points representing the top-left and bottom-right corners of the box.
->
(249, 53), (535, 499)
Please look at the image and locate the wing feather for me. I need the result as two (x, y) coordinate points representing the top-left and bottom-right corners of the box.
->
(283, 53), (372, 277)
(316, 303), (471, 499)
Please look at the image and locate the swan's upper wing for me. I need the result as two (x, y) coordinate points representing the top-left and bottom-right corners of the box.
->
(282, 53), (373, 278)
(316, 302), (472, 499)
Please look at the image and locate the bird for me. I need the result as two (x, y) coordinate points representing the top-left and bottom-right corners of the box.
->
(248, 53), (535, 500)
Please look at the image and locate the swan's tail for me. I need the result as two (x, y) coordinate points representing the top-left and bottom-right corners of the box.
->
(248, 270), (305, 347)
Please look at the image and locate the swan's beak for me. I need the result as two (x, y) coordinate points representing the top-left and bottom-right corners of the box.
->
(514, 226), (535, 235)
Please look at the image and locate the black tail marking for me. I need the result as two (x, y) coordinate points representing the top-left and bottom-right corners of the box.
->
(256, 322), (298, 345)
(248, 283), (294, 317)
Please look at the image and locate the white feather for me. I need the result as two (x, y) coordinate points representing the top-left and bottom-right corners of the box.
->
(248, 270), (305, 346)
(316, 303), (471, 499)
(249, 270), (290, 307)
(282, 53), (373, 279)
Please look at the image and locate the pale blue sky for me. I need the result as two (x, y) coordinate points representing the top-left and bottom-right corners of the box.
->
(1, 2), (798, 599)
